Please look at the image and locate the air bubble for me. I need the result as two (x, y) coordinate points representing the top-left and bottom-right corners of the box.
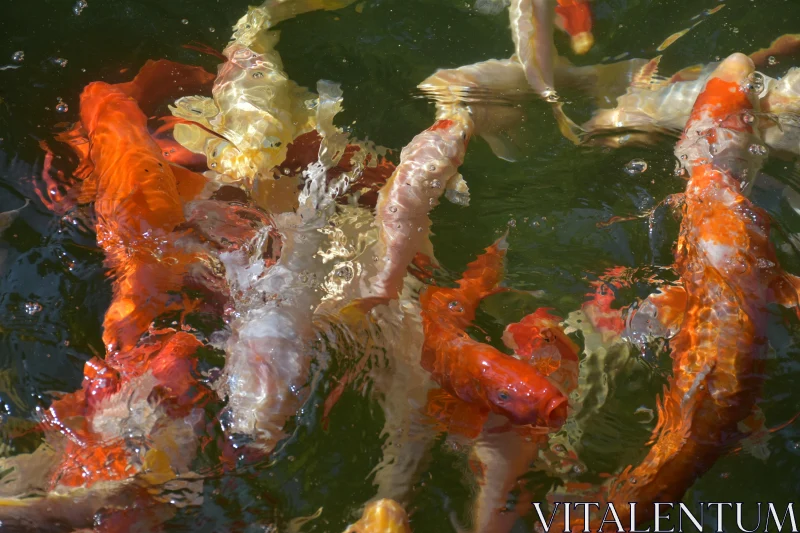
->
(744, 72), (764, 95)
(748, 144), (767, 157)
(56, 102), (69, 113)
(388, 205), (398, 213)
(73, 0), (87, 14)
(252, 71), (264, 79)
(768, 56), (777, 66)
(24, 302), (43, 315)
(209, 27), (216, 33)
(448, 301), (462, 312)
(181, 18), (189, 25)
(52, 57), (68, 67)
(742, 112), (755, 124)
(11, 51), (24, 63)
(429, 179), (442, 189)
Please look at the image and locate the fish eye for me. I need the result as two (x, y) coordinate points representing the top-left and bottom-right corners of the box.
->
(497, 390), (510, 402)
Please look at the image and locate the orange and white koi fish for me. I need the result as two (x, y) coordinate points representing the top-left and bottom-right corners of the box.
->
(343, 499), (412, 533)
(420, 238), (568, 428)
(566, 53), (800, 530)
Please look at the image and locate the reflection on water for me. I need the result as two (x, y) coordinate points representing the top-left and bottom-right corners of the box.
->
(1, 0), (800, 531)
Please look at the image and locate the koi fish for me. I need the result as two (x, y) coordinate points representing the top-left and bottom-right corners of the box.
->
(420, 238), (568, 428)
(0, 330), (207, 530)
(217, 81), (354, 449)
(362, 108), (473, 309)
(576, 53), (800, 530)
(50, 59), (218, 352)
(581, 50), (800, 156)
(343, 499), (412, 533)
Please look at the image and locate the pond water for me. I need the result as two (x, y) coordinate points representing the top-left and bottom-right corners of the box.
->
(1, 0), (800, 531)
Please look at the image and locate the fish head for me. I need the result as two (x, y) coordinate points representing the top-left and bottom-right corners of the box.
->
(484, 357), (568, 428)
(677, 53), (765, 189)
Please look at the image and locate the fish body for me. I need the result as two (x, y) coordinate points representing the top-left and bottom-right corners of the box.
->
(510, 0), (557, 99)
(420, 239), (568, 427)
(218, 81), (349, 449)
(368, 110), (473, 306)
(589, 53), (793, 529)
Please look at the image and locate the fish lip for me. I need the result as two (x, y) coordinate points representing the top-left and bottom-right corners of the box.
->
(544, 396), (569, 428)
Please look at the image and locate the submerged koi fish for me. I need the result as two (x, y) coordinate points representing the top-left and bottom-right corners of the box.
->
(420, 238), (568, 428)
(568, 53), (800, 530)
(56, 60), (216, 352)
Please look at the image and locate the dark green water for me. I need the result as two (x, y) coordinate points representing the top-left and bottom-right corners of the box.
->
(1, 0), (800, 531)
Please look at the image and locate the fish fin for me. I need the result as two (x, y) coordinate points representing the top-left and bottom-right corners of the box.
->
(503, 308), (580, 394)
(656, 28), (690, 52)
(669, 63), (706, 83)
(552, 102), (583, 145)
(646, 284), (688, 335)
(77, 174), (99, 204)
(169, 164), (208, 203)
(769, 273), (800, 315)
(631, 55), (669, 89)
(444, 172), (471, 206)
(480, 132), (521, 162)
(734, 405), (772, 461)
(424, 388), (488, 439)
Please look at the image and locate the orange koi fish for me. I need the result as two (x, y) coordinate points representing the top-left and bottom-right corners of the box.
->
(420, 238), (568, 428)
(56, 60), (215, 352)
(555, 0), (593, 55)
(567, 53), (800, 530)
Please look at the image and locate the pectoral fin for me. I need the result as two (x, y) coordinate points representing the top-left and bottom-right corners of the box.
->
(424, 388), (488, 439)
(480, 132), (522, 162)
(444, 173), (471, 205)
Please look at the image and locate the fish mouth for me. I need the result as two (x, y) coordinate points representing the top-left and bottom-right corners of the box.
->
(544, 396), (568, 428)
